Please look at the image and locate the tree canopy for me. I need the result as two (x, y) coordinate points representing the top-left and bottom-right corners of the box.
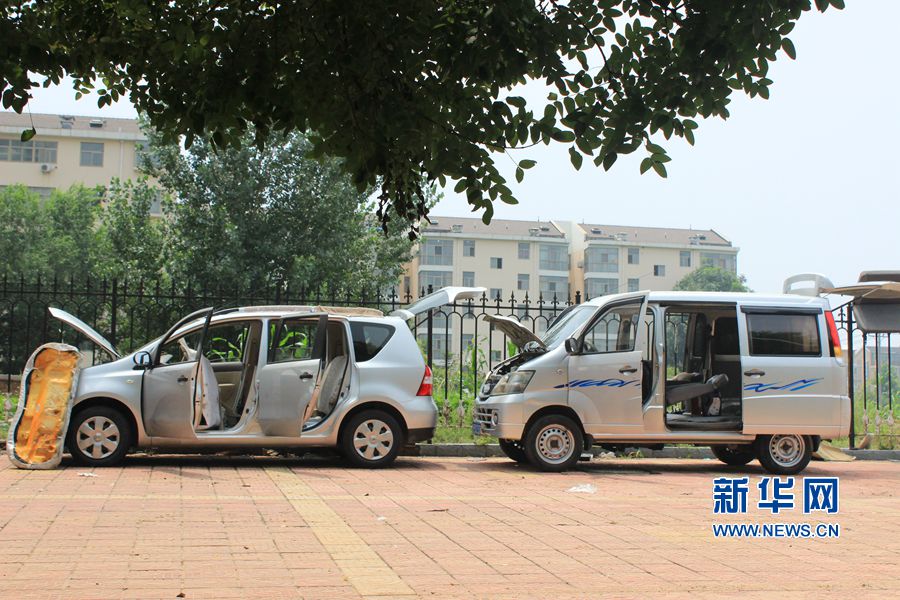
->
(2, 1), (843, 231)
(673, 266), (750, 292)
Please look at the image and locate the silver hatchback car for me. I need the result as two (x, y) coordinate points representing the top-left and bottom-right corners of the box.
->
(47, 287), (483, 468)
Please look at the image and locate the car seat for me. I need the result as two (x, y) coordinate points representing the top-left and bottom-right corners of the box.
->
(665, 373), (728, 408)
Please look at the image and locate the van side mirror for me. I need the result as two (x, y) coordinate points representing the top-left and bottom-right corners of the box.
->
(564, 337), (582, 354)
(132, 350), (152, 370)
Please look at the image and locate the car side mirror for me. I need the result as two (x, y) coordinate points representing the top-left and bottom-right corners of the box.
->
(564, 337), (582, 354)
(132, 350), (152, 370)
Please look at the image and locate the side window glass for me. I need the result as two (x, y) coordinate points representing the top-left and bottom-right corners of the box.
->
(158, 329), (203, 365)
(270, 319), (320, 362)
(581, 303), (641, 353)
(349, 322), (395, 362)
(204, 321), (253, 363)
(747, 313), (821, 356)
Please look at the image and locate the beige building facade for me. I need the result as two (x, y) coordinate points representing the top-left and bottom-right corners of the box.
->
(0, 111), (158, 213)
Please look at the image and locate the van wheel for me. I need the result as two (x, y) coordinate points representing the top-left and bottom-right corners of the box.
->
(711, 444), (756, 466)
(499, 439), (528, 463)
(755, 434), (811, 475)
(340, 409), (403, 468)
(524, 415), (583, 472)
(66, 405), (132, 467)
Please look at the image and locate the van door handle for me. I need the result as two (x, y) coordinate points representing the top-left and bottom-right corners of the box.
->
(176, 375), (189, 383)
(299, 372), (314, 380)
(619, 366), (638, 374)
(744, 369), (766, 377)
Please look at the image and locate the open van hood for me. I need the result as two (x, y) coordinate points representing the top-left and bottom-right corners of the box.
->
(390, 286), (486, 320)
(48, 307), (120, 360)
(483, 314), (546, 351)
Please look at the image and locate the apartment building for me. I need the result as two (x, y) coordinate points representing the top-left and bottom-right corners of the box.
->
(0, 111), (158, 213)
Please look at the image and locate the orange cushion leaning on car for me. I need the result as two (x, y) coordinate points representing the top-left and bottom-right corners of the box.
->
(8, 344), (81, 469)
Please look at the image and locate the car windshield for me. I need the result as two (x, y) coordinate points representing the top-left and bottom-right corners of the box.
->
(540, 305), (596, 348)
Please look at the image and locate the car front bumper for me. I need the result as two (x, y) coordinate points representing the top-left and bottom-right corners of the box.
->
(472, 395), (526, 440)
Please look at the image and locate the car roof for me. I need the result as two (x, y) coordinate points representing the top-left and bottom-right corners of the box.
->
(217, 305), (385, 320)
(583, 291), (829, 307)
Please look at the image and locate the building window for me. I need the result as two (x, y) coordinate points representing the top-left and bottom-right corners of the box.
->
(517, 274), (530, 291)
(490, 257), (503, 269)
(627, 248), (640, 265)
(700, 252), (736, 273)
(462, 271), (475, 287)
(585, 278), (619, 298)
(518, 242), (530, 259)
(627, 278), (640, 293)
(490, 350), (502, 363)
(403, 276), (411, 294)
(80, 142), (104, 167)
(463, 240), (475, 257)
(585, 246), (618, 273)
(539, 276), (568, 300)
(461, 334), (474, 350)
(539, 244), (568, 271)
(653, 265), (665, 277)
(490, 288), (503, 300)
(0, 139), (58, 163)
(419, 270), (452, 291)
(420, 239), (453, 265)
(680, 251), (692, 268)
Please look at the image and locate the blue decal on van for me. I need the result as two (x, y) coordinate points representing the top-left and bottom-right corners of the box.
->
(554, 378), (641, 389)
(744, 378), (823, 393)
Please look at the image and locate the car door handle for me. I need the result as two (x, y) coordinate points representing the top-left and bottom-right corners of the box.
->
(299, 372), (314, 380)
(744, 369), (766, 377)
(176, 375), (189, 383)
(619, 366), (638, 375)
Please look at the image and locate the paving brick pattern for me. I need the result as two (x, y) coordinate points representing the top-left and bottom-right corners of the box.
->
(0, 455), (897, 599)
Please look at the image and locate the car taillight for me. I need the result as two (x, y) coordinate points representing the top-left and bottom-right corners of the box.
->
(824, 311), (842, 358)
(417, 365), (433, 396)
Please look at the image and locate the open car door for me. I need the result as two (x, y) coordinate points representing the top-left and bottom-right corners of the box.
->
(256, 313), (328, 437)
(142, 308), (213, 439)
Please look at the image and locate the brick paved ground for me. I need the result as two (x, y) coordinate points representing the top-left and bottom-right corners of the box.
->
(0, 455), (897, 599)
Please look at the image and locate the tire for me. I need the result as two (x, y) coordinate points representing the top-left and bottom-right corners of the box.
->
(755, 434), (811, 475)
(711, 444), (756, 466)
(340, 409), (404, 468)
(499, 439), (528, 463)
(66, 405), (132, 467)
(524, 414), (584, 472)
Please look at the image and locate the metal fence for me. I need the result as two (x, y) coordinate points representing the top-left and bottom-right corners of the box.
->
(0, 276), (575, 428)
(2, 276), (896, 447)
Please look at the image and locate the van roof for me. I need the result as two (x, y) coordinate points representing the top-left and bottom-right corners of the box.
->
(584, 291), (830, 307)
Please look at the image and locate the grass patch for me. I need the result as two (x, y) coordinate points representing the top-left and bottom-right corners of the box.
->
(430, 425), (494, 445)
(1, 392), (16, 441)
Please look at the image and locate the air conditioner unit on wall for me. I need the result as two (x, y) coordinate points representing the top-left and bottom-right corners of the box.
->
(40, 163), (57, 174)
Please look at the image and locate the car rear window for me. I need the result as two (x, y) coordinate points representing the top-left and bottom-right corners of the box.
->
(350, 322), (395, 362)
(747, 313), (821, 356)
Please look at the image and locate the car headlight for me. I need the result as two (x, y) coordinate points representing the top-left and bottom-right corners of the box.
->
(490, 370), (534, 396)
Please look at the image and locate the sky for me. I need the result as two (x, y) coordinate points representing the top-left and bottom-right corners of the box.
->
(10, 1), (899, 294)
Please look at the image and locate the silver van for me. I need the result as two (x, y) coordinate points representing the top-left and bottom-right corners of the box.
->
(474, 291), (849, 474)
(45, 287), (483, 468)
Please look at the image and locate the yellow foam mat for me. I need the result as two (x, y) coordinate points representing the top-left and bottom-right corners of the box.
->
(8, 344), (80, 469)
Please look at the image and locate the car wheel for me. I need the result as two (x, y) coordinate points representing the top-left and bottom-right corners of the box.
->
(66, 405), (132, 467)
(340, 409), (404, 468)
(755, 434), (811, 475)
(711, 444), (756, 466)
(498, 439), (528, 463)
(524, 414), (583, 472)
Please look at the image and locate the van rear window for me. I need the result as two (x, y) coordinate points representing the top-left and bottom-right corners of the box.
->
(350, 322), (395, 362)
(747, 314), (821, 356)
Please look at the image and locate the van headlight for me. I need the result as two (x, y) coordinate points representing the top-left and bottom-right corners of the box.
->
(490, 370), (534, 396)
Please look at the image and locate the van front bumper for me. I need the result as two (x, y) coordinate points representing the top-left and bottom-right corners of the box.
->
(472, 396), (525, 440)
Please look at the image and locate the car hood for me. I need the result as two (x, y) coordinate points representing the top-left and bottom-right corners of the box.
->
(48, 307), (120, 360)
(483, 314), (547, 351)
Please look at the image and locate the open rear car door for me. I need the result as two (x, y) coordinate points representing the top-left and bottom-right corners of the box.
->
(390, 287), (486, 320)
(256, 313), (329, 437)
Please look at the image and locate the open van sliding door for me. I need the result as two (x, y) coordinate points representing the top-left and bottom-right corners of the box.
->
(256, 314), (328, 437)
(739, 305), (842, 436)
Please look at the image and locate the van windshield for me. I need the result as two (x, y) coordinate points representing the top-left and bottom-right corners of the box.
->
(541, 305), (596, 349)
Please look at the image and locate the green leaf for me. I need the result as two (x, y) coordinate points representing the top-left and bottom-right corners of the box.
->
(515, 167), (524, 183)
(602, 152), (618, 171)
(781, 38), (796, 60)
(518, 159), (536, 169)
(569, 148), (583, 170)
(646, 143), (665, 154)
(507, 96), (526, 108)
(20, 127), (36, 142)
(640, 157), (653, 174)
(550, 130), (576, 143)
(652, 162), (667, 178)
